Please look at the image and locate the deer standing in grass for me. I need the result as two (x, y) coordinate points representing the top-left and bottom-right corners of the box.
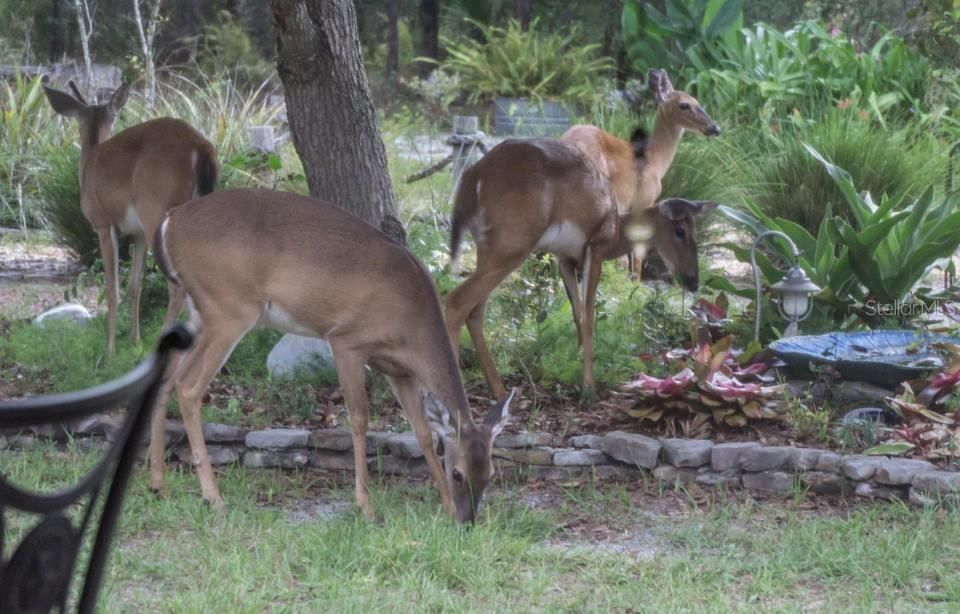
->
(43, 81), (218, 355)
(445, 137), (715, 400)
(561, 68), (720, 277)
(151, 189), (513, 523)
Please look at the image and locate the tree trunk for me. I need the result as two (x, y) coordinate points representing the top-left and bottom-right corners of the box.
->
(50, 0), (65, 61)
(514, 0), (531, 30)
(270, 0), (404, 243)
(386, 0), (400, 81)
(417, 0), (439, 78)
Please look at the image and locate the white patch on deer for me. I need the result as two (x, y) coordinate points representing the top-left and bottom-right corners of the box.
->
(259, 302), (320, 337)
(476, 179), (483, 197)
(117, 206), (142, 235)
(536, 222), (586, 260)
(190, 150), (200, 197)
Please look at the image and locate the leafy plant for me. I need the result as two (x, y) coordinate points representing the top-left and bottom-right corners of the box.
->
(438, 18), (613, 104)
(621, 0), (744, 72)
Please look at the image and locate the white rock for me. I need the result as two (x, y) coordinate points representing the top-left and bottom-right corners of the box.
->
(35, 303), (92, 327)
(266, 334), (335, 379)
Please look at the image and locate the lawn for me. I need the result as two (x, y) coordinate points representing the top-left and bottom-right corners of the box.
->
(4, 441), (960, 612)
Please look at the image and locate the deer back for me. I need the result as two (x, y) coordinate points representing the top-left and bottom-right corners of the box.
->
(561, 125), (642, 215)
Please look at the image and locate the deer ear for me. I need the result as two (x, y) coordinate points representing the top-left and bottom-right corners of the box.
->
(647, 68), (673, 103)
(690, 200), (718, 216)
(109, 82), (130, 113)
(484, 388), (516, 439)
(68, 80), (87, 104)
(43, 85), (85, 117)
(423, 392), (454, 438)
(657, 198), (704, 221)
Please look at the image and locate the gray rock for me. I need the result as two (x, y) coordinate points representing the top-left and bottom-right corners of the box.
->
(553, 449), (607, 466)
(202, 423), (248, 443)
(652, 465), (699, 485)
(365, 432), (392, 455)
(568, 434), (604, 449)
(493, 459), (525, 482)
(711, 442), (760, 471)
(593, 464), (643, 481)
(496, 446), (555, 466)
(695, 471), (740, 488)
(601, 431), (661, 469)
(662, 439), (713, 468)
(815, 451), (841, 472)
(908, 487), (937, 507)
(176, 444), (240, 466)
(798, 471), (848, 495)
(741, 446), (797, 472)
(495, 432), (552, 449)
(35, 303), (92, 327)
(243, 449), (309, 468)
(530, 466), (592, 482)
(854, 482), (905, 501)
(912, 470), (960, 494)
(873, 459), (935, 486)
(245, 428), (310, 450)
(266, 334), (334, 379)
(368, 454), (430, 478)
(310, 429), (354, 452)
(742, 471), (795, 493)
(72, 414), (121, 437)
(310, 450), (355, 470)
(791, 448), (822, 471)
(387, 431), (429, 459)
(841, 455), (884, 481)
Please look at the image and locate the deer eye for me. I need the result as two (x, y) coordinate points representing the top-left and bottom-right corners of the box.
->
(679, 102), (691, 111)
(674, 226), (686, 239)
(452, 469), (464, 486)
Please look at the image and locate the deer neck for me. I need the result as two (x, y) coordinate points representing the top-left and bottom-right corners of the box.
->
(422, 338), (478, 436)
(77, 123), (107, 189)
(646, 108), (684, 180)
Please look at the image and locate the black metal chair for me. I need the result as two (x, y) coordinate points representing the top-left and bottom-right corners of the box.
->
(0, 325), (191, 613)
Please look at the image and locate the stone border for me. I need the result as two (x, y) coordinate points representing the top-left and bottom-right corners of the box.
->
(4, 419), (960, 507)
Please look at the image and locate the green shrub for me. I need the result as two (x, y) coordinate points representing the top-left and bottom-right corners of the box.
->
(196, 11), (274, 89)
(439, 18), (613, 105)
(38, 147), (95, 263)
(750, 115), (944, 236)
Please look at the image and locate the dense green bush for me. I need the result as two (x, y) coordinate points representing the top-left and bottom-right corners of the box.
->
(438, 18), (613, 105)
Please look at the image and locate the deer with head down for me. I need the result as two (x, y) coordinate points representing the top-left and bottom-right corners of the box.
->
(43, 81), (218, 355)
(445, 135), (715, 400)
(561, 68), (720, 277)
(151, 189), (513, 523)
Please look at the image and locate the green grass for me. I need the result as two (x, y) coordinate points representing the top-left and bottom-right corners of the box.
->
(4, 442), (960, 611)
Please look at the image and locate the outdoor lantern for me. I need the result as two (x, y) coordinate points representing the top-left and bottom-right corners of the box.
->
(750, 231), (821, 341)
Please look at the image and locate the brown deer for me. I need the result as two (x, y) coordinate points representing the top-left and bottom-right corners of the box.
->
(43, 81), (218, 355)
(150, 189), (513, 523)
(561, 68), (720, 276)
(445, 137), (715, 400)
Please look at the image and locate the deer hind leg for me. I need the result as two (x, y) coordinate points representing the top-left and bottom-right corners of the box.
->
(173, 315), (255, 508)
(127, 234), (147, 346)
(95, 226), (120, 356)
(558, 257), (583, 346)
(387, 375), (454, 515)
(331, 347), (376, 520)
(580, 246), (604, 397)
(445, 253), (526, 400)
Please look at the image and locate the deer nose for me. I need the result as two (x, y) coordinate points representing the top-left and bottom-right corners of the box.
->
(704, 124), (721, 137)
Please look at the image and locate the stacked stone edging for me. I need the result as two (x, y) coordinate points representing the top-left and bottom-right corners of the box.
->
(4, 417), (960, 507)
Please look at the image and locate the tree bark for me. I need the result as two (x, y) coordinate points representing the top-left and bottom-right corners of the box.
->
(73, 0), (94, 90)
(386, 0), (400, 81)
(133, 0), (163, 107)
(417, 0), (439, 78)
(270, 0), (404, 243)
(514, 0), (531, 30)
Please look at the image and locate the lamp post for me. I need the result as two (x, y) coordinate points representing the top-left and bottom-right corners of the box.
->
(751, 230), (821, 342)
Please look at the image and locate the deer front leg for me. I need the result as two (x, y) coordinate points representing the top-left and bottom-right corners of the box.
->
(95, 226), (120, 356)
(127, 234), (147, 346)
(580, 246), (604, 398)
(388, 375), (454, 515)
(558, 257), (583, 346)
(333, 349), (376, 521)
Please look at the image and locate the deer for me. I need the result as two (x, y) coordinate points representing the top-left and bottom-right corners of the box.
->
(445, 136), (715, 400)
(149, 188), (513, 523)
(43, 81), (218, 355)
(561, 68), (720, 277)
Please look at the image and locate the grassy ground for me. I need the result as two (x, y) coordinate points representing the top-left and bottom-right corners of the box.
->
(4, 442), (960, 612)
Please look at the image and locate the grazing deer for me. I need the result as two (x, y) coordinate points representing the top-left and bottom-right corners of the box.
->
(445, 137), (715, 399)
(43, 81), (218, 355)
(151, 189), (513, 523)
(561, 68), (720, 276)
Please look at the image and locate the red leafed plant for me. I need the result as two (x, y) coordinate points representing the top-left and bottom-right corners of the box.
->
(884, 343), (960, 458)
(619, 295), (788, 430)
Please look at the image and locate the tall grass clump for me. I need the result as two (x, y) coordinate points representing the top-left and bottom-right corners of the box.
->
(749, 115), (944, 235)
